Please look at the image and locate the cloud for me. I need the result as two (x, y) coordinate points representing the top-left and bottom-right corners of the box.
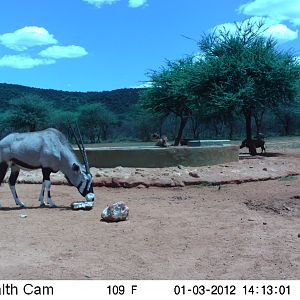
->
(0, 26), (57, 51)
(266, 23), (298, 41)
(83, 0), (147, 8)
(0, 55), (55, 69)
(128, 0), (147, 8)
(39, 45), (88, 59)
(131, 82), (152, 88)
(212, 17), (298, 42)
(238, 0), (300, 26)
(82, 0), (120, 8)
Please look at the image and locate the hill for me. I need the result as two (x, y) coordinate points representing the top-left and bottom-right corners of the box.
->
(0, 83), (143, 114)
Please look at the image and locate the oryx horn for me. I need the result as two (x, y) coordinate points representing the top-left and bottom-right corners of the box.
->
(70, 124), (90, 173)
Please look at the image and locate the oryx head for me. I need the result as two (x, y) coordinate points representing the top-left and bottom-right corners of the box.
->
(70, 124), (94, 201)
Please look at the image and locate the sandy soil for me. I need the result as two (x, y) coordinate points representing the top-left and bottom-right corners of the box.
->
(0, 147), (299, 279)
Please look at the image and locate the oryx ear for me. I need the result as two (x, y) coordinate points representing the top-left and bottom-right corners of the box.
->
(72, 163), (80, 172)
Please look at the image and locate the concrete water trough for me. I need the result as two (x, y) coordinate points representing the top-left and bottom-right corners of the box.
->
(74, 143), (239, 168)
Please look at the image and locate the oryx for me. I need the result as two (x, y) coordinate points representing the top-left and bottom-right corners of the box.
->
(0, 127), (94, 208)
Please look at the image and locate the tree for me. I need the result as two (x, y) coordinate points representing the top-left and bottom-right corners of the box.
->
(192, 19), (300, 154)
(128, 104), (167, 141)
(272, 98), (300, 136)
(6, 95), (51, 132)
(49, 110), (79, 140)
(0, 112), (13, 138)
(142, 57), (198, 145)
(78, 103), (117, 143)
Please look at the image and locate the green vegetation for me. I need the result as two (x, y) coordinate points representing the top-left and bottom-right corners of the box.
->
(142, 19), (300, 153)
(142, 57), (198, 145)
(0, 20), (299, 148)
(5, 95), (51, 132)
(278, 175), (298, 182)
(0, 84), (141, 143)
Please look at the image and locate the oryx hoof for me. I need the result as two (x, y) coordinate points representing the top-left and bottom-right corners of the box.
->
(16, 199), (25, 208)
(40, 203), (46, 208)
(47, 198), (57, 208)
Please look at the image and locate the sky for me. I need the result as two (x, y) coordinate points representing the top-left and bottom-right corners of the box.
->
(0, 0), (299, 92)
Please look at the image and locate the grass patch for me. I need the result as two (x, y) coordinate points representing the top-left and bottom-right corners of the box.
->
(197, 182), (219, 188)
(289, 143), (300, 149)
(278, 175), (298, 182)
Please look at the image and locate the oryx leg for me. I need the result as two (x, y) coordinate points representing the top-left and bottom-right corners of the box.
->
(40, 168), (56, 208)
(0, 162), (9, 208)
(9, 165), (25, 207)
(38, 181), (46, 207)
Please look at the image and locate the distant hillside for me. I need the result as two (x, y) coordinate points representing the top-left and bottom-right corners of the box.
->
(0, 83), (144, 114)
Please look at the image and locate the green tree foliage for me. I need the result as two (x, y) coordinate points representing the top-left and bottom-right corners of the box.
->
(128, 104), (167, 141)
(6, 95), (51, 132)
(142, 57), (198, 145)
(49, 110), (79, 139)
(78, 103), (117, 143)
(191, 19), (300, 154)
(1, 21), (300, 145)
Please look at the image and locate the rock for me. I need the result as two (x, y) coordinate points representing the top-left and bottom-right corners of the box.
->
(95, 171), (104, 177)
(71, 200), (94, 211)
(114, 166), (124, 171)
(19, 214), (27, 218)
(189, 171), (200, 178)
(298, 234), (300, 238)
(112, 176), (148, 188)
(101, 201), (129, 222)
(150, 178), (176, 187)
(171, 177), (185, 187)
(263, 222), (267, 225)
(93, 177), (114, 187)
(177, 165), (184, 169)
(263, 168), (268, 171)
(136, 184), (147, 189)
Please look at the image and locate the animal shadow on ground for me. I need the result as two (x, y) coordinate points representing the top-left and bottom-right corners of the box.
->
(0, 205), (72, 211)
(258, 152), (285, 157)
(239, 152), (285, 159)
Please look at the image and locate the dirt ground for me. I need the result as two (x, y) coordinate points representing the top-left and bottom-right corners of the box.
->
(0, 143), (300, 279)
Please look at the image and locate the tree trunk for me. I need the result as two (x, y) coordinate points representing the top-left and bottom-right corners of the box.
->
(174, 116), (188, 146)
(253, 109), (265, 137)
(190, 115), (201, 139)
(228, 120), (233, 140)
(158, 115), (166, 137)
(213, 122), (219, 137)
(282, 114), (292, 136)
(29, 123), (36, 132)
(244, 110), (257, 156)
(101, 125), (108, 141)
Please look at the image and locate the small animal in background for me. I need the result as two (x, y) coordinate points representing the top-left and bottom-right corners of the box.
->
(240, 137), (266, 154)
(151, 133), (170, 147)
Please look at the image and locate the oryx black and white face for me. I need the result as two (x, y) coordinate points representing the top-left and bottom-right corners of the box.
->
(69, 124), (95, 201)
(70, 163), (93, 198)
